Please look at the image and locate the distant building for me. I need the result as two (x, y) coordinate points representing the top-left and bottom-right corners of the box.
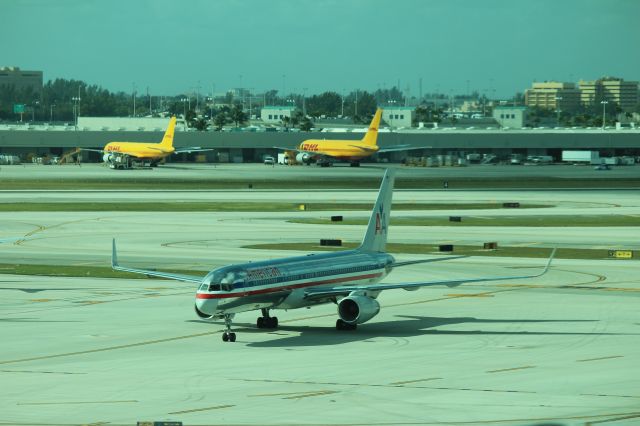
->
(0, 66), (43, 92)
(261, 106), (295, 124)
(524, 82), (581, 112)
(382, 106), (415, 128)
(579, 77), (639, 112)
(493, 106), (528, 128)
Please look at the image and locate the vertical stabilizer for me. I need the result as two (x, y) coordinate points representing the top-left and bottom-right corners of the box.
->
(159, 116), (177, 148)
(361, 109), (382, 146)
(359, 168), (395, 252)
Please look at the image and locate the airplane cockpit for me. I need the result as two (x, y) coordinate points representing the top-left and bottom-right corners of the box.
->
(200, 267), (247, 292)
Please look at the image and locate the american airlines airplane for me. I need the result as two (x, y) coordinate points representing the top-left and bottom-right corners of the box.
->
(112, 169), (555, 342)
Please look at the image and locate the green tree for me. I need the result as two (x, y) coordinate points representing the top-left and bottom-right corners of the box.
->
(193, 117), (209, 131)
(230, 103), (247, 127)
(299, 116), (313, 131)
(213, 111), (228, 131)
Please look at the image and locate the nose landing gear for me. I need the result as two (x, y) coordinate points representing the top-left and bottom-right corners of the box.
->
(222, 314), (236, 342)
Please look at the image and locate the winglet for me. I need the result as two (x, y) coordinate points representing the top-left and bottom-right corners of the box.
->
(540, 247), (557, 276)
(111, 238), (118, 269)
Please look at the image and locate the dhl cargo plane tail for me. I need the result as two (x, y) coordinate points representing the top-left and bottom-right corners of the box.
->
(276, 108), (429, 167)
(82, 117), (211, 169)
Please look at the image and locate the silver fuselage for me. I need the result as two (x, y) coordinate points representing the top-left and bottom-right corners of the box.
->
(195, 249), (394, 316)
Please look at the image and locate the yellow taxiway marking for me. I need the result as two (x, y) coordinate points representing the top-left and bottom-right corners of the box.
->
(0, 331), (218, 365)
(390, 378), (443, 385)
(29, 299), (54, 303)
(1, 369), (86, 375)
(18, 400), (137, 405)
(168, 404), (235, 414)
(487, 365), (536, 374)
(282, 390), (337, 400)
(577, 355), (623, 363)
(445, 293), (493, 298)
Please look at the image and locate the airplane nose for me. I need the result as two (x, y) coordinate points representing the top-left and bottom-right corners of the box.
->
(195, 295), (218, 318)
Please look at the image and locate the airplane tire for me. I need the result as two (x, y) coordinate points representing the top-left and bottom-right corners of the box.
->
(222, 332), (229, 342)
(336, 319), (356, 331)
(271, 317), (278, 328)
(229, 333), (236, 342)
(257, 317), (264, 328)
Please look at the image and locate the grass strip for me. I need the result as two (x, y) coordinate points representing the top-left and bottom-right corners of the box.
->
(243, 242), (636, 261)
(0, 202), (549, 212)
(290, 215), (640, 227)
(2, 176), (639, 190)
(0, 263), (207, 279)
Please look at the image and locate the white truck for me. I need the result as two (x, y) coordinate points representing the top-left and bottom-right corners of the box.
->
(562, 150), (600, 164)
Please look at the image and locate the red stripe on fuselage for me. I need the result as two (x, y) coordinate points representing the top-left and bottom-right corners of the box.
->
(196, 272), (383, 299)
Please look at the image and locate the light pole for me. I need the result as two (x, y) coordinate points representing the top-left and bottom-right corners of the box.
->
(32, 100), (39, 122)
(355, 90), (358, 117)
(132, 83), (136, 117)
(302, 88), (307, 116)
(50, 103), (56, 122)
(601, 100), (608, 129)
(388, 100), (397, 128)
(72, 96), (81, 129)
(181, 98), (188, 118)
(555, 96), (562, 126)
(341, 89), (345, 117)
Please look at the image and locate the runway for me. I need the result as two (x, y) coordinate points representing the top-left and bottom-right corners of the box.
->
(1, 165), (639, 425)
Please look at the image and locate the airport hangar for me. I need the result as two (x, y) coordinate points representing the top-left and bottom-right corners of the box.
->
(0, 127), (639, 163)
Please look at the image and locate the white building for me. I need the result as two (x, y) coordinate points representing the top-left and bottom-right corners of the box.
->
(382, 107), (415, 128)
(261, 106), (295, 124)
(493, 106), (528, 128)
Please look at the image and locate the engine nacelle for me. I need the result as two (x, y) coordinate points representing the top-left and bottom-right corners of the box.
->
(194, 304), (214, 320)
(103, 153), (114, 163)
(338, 295), (380, 325)
(296, 152), (312, 164)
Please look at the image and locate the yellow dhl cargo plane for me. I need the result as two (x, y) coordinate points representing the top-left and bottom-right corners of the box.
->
(84, 117), (210, 169)
(276, 109), (428, 167)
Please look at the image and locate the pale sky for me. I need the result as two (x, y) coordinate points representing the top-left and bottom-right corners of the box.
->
(2, 0), (639, 98)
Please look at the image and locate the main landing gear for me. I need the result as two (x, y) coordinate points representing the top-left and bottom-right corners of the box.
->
(257, 308), (278, 329)
(222, 314), (236, 342)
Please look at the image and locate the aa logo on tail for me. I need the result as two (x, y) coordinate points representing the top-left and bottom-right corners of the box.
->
(375, 203), (387, 235)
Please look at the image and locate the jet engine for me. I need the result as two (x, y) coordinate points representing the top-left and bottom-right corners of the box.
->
(337, 295), (380, 325)
(103, 153), (114, 163)
(194, 304), (214, 320)
(296, 153), (312, 164)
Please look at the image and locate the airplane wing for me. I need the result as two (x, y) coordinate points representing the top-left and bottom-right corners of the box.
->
(378, 145), (431, 153)
(274, 146), (303, 152)
(391, 255), (467, 268)
(111, 239), (206, 284)
(79, 148), (107, 153)
(304, 249), (556, 300)
(174, 147), (214, 154)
